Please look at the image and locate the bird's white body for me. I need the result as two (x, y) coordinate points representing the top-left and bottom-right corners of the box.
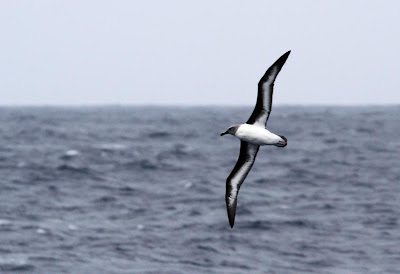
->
(234, 124), (282, 146)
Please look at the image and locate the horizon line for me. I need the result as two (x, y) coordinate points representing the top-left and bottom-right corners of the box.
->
(0, 103), (399, 108)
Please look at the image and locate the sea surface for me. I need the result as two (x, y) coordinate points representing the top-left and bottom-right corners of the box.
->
(0, 106), (399, 273)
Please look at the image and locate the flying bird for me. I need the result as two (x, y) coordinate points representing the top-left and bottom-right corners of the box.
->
(220, 51), (291, 228)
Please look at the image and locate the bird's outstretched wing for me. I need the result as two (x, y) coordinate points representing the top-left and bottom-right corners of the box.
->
(226, 141), (259, 228)
(246, 51), (291, 128)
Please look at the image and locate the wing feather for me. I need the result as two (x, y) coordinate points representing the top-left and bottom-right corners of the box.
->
(246, 51), (291, 127)
(226, 141), (259, 228)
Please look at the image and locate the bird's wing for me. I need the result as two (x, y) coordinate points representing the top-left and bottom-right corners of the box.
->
(226, 141), (260, 228)
(246, 51), (291, 128)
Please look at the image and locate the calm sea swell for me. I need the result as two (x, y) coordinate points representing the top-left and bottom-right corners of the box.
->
(0, 106), (399, 273)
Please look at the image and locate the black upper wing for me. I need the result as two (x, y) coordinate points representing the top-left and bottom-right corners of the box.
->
(246, 51), (291, 127)
(226, 141), (260, 228)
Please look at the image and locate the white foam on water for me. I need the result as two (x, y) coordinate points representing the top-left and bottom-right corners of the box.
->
(68, 224), (78, 230)
(98, 144), (127, 151)
(65, 150), (80, 157)
(36, 228), (46, 234)
(17, 161), (26, 168)
(0, 219), (12, 226)
(0, 254), (29, 267)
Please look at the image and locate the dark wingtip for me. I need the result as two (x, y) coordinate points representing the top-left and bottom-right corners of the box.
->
(228, 212), (235, 228)
(278, 50), (291, 63)
(258, 50), (291, 86)
(227, 202), (236, 228)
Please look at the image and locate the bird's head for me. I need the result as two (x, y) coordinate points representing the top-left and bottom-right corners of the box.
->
(220, 125), (240, 136)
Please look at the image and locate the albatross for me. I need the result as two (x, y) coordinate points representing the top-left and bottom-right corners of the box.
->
(220, 51), (291, 228)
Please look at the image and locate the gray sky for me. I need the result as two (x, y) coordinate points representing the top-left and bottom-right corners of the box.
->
(1, 1), (399, 106)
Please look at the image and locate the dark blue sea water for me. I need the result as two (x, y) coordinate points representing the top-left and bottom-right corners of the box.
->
(0, 106), (399, 273)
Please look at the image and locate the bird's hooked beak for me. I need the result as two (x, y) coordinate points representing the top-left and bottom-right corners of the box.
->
(220, 131), (228, 136)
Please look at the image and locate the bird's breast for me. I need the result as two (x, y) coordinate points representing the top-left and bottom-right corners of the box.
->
(235, 124), (281, 145)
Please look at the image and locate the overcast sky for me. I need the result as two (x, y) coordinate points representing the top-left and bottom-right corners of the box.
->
(1, 1), (399, 106)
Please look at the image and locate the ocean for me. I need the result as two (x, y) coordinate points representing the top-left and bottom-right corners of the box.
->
(0, 106), (399, 273)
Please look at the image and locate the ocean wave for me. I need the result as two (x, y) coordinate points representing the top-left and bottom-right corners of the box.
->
(57, 164), (91, 173)
(124, 159), (158, 170)
(147, 131), (171, 138)
(96, 143), (127, 151)
(0, 255), (34, 272)
(2, 106), (400, 273)
(60, 149), (80, 160)
(94, 196), (117, 203)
